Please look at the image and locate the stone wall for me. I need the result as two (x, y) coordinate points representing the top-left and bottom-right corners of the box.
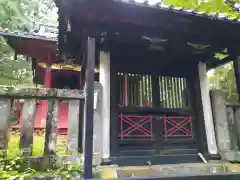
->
(210, 89), (240, 162)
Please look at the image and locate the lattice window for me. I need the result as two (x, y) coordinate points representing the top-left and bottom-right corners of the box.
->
(161, 116), (193, 138)
(117, 73), (152, 107)
(119, 114), (153, 139)
(159, 76), (188, 108)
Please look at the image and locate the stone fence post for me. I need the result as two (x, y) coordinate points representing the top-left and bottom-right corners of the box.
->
(82, 82), (102, 166)
(210, 89), (231, 153)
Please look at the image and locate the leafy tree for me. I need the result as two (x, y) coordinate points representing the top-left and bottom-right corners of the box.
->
(208, 62), (238, 102)
(0, 0), (56, 87)
(161, 0), (240, 19)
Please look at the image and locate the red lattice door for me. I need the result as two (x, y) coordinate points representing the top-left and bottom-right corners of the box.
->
(119, 114), (153, 140)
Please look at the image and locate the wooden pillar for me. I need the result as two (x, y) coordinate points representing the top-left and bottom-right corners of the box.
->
(198, 61), (218, 155)
(233, 57), (240, 100)
(99, 51), (111, 159)
(83, 37), (95, 179)
(187, 76), (202, 152)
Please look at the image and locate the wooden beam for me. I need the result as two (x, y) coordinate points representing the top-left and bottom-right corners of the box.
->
(69, 0), (240, 47)
(207, 56), (234, 70)
(0, 88), (85, 100)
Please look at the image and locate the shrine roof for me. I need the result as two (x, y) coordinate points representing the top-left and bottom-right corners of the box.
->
(0, 27), (57, 61)
(58, 0), (240, 51)
(55, 0), (240, 70)
(0, 28), (57, 42)
(113, 0), (240, 23)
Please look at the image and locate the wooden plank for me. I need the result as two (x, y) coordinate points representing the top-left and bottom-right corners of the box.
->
(0, 87), (85, 99)
(44, 91), (59, 155)
(0, 98), (11, 149)
(67, 99), (80, 152)
(19, 99), (37, 155)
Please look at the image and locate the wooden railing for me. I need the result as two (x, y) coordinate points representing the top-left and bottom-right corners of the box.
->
(0, 87), (85, 156)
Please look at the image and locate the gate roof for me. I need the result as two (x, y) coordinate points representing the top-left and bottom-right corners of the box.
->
(55, 0), (240, 68)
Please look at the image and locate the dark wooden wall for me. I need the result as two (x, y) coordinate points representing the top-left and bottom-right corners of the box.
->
(109, 43), (208, 157)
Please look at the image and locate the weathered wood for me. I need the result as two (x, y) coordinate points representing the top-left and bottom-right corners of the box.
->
(0, 87), (84, 99)
(67, 99), (80, 153)
(44, 92), (59, 155)
(0, 98), (11, 149)
(227, 107), (238, 150)
(20, 99), (37, 155)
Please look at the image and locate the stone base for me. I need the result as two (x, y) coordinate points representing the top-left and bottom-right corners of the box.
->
(221, 151), (240, 162)
(101, 158), (112, 165)
(208, 154), (221, 160)
(96, 163), (230, 178)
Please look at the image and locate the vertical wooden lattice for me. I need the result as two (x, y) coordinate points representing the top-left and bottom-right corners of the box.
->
(117, 72), (152, 107)
(159, 76), (188, 109)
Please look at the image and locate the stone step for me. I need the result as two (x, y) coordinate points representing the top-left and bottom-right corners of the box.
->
(96, 162), (240, 179)
(110, 154), (201, 166)
(116, 163), (226, 178)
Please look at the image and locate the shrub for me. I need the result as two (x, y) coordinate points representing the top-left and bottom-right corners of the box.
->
(0, 131), (84, 179)
(0, 153), (84, 179)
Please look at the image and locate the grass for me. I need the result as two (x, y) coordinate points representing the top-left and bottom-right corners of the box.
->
(6, 131), (68, 158)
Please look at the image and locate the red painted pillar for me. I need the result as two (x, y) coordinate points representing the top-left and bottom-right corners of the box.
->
(44, 63), (52, 88)
(41, 63), (52, 128)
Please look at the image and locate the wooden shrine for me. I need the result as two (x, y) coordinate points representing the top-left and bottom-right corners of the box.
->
(53, 0), (240, 177)
(2, 0), (240, 178)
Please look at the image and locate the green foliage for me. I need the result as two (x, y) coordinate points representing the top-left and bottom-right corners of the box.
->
(0, 133), (83, 179)
(0, 0), (56, 31)
(209, 62), (238, 102)
(0, 0), (56, 88)
(161, 0), (240, 19)
(0, 38), (33, 86)
(0, 154), (84, 179)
